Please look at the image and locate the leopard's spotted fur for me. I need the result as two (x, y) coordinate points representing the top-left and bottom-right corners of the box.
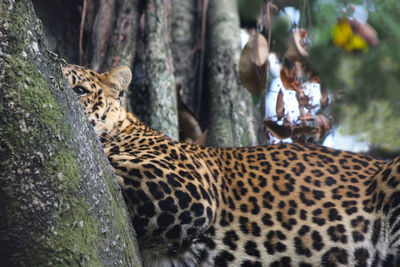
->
(64, 64), (400, 267)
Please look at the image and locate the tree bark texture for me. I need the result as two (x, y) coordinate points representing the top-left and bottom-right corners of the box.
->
(204, 0), (257, 147)
(89, 0), (140, 113)
(90, 0), (139, 72)
(143, 0), (179, 140)
(0, 1), (141, 265)
(170, 0), (199, 115)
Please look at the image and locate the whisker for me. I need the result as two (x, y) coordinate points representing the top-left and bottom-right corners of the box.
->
(94, 128), (137, 157)
(93, 119), (138, 151)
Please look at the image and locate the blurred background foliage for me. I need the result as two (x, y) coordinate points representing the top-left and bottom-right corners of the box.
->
(238, 0), (400, 154)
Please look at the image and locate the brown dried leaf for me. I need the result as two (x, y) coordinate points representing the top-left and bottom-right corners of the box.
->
(294, 61), (303, 79)
(179, 110), (202, 142)
(292, 135), (306, 143)
(320, 86), (329, 108)
(276, 89), (285, 120)
(243, 33), (269, 66)
(263, 119), (292, 140)
(239, 41), (267, 96)
(194, 129), (208, 146)
(252, 34), (269, 66)
(315, 114), (331, 138)
(299, 112), (314, 122)
(280, 66), (299, 91)
(177, 84), (202, 142)
(285, 28), (309, 62)
(310, 75), (321, 83)
(300, 29), (307, 42)
(292, 125), (318, 136)
(297, 95), (310, 106)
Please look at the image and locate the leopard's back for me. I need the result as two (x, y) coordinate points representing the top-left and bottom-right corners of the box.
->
(64, 64), (400, 266)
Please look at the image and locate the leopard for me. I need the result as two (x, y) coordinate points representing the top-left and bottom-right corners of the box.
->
(63, 64), (400, 267)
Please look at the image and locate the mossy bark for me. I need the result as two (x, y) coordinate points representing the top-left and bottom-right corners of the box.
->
(205, 0), (257, 147)
(0, 1), (141, 266)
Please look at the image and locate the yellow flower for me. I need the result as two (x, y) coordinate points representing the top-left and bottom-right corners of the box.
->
(332, 19), (368, 52)
(344, 35), (368, 52)
(332, 20), (353, 47)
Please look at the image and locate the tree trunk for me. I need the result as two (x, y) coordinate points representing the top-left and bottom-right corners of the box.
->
(205, 0), (257, 147)
(89, 0), (140, 113)
(170, 0), (199, 115)
(90, 0), (139, 71)
(0, 1), (141, 265)
(143, 0), (179, 140)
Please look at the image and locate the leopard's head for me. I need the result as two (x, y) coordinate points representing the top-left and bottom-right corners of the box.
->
(63, 65), (132, 132)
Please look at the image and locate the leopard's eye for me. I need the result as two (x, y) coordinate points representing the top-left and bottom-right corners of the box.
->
(73, 86), (90, 96)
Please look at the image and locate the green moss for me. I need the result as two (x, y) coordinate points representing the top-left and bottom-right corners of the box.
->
(28, 198), (101, 266)
(0, 92), (102, 264)
(16, 143), (102, 265)
(106, 187), (139, 264)
(1, 1), (65, 142)
(3, 82), (103, 264)
(96, 156), (140, 265)
(0, 58), (69, 170)
(4, 56), (64, 131)
(45, 150), (82, 191)
(52, 202), (99, 266)
(1, 1), (32, 53)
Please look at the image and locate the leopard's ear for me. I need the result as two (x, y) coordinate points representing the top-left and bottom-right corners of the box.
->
(101, 66), (132, 96)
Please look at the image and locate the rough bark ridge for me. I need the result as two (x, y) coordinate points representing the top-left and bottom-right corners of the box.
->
(205, 0), (257, 147)
(0, 1), (141, 265)
(144, 0), (179, 140)
(170, 0), (199, 115)
(89, 0), (140, 113)
(90, 0), (139, 72)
